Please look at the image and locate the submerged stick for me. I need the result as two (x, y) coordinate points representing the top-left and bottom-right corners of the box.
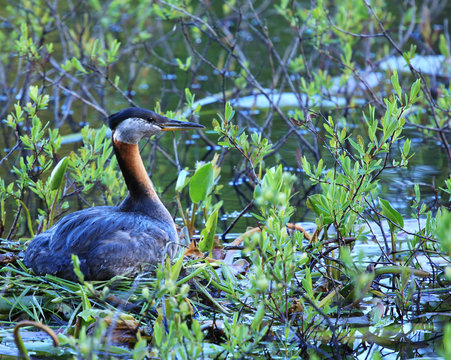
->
(287, 222), (313, 242)
(13, 320), (60, 360)
(374, 266), (431, 278)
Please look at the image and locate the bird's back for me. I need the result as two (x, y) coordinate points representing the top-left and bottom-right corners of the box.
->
(23, 206), (178, 281)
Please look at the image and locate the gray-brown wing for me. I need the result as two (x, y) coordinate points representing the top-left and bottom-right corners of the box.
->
(24, 206), (178, 280)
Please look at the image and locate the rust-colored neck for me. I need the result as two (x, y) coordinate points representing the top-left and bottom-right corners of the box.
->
(113, 139), (158, 201)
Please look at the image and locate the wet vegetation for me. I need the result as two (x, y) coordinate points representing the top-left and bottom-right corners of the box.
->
(0, 0), (450, 359)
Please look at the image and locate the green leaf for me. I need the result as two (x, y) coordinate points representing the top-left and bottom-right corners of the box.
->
(341, 155), (352, 176)
(306, 194), (333, 224)
(391, 68), (402, 99)
(153, 322), (163, 346)
(72, 254), (85, 283)
(71, 57), (88, 74)
(78, 308), (101, 322)
(29, 85), (39, 103)
(198, 209), (218, 253)
(414, 183), (421, 202)
(114, 75), (120, 87)
(301, 156), (312, 177)
(224, 102), (235, 122)
(185, 88), (195, 107)
(379, 198), (404, 232)
(435, 208), (451, 257)
(315, 158), (323, 177)
(251, 302), (265, 331)
(48, 157), (69, 191)
(90, 39), (99, 57)
(323, 122), (334, 135)
(439, 34), (450, 58)
(302, 267), (314, 299)
(89, 0), (102, 12)
(170, 254), (184, 281)
(402, 138), (411, 157)
(348, 138), (364, 156)
(220, 263), (236, 291)
(189, 163), (214, 203)
(402, 44), (417, 63)
(409, 79), (421, 103)
(133, 336), (148, 360)
(175, 169), (190, 192)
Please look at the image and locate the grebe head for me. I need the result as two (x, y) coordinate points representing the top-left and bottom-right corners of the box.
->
(108, 107), (204, 144)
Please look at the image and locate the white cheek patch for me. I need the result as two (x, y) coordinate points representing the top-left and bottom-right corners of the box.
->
(113, 118), (160, 144)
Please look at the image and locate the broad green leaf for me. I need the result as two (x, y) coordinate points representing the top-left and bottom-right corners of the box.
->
(409, 79), (421, 103)
(348, 138), (364, 156)
(189, 163), (214, 203)
(403, 139), (411, 157)
(198, 209), (218, 253)
(78, 308), (102, 322)
(175, 169), (190, 192)
(315, 158), (323, 177)
(379, 198), (404, 232)
(341, 155), (351, 176)
(301, 156), (312, 176)
(323, 122), (334, 135)
(224, 102), (235, 122)
(48, 156), (69, 191)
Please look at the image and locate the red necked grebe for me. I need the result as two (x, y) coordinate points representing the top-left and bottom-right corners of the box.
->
(24, 107), (204, 281)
